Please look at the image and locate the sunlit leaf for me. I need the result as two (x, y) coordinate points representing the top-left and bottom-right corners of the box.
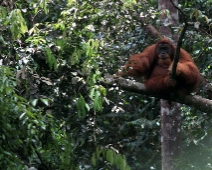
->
(40, 98), (49, 106)
(31, 99), (38, 106)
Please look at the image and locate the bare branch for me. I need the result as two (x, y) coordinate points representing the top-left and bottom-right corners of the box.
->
(136, 17), (163, 39)
(105, 75), (212, 113)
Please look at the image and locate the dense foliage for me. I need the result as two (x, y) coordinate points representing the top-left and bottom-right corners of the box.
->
(0, 0), (212, 169)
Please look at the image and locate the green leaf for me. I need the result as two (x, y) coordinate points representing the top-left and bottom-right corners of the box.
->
(19, 112), (26, 119)
(31, 99), (38, 106)
(71, 48), (81, 65)
(0, 6), (7, 18)
(99, 86), (107, 96)
(40, 98), (49, 106)
(76, 95), (87, 118)
(89, 87), (95, 99)
(9, 9), (28, 39)
(106, 149), (114, 165)
(93, 91), (100, 111)
(45, 48), (57, 70)
(91, 154), (96, 166)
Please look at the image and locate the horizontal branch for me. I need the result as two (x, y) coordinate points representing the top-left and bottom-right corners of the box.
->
(104, 75), (212, 113)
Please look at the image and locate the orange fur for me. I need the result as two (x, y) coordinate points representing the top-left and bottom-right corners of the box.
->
(118, 38), (200, 97)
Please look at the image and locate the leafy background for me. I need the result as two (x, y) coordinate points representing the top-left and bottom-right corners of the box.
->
(0, 0), (212, 169)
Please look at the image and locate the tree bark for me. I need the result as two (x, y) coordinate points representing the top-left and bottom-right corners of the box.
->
(104, 76), (212, 114)
(158, 0), (181, 169)
(161, 101), (181, 170)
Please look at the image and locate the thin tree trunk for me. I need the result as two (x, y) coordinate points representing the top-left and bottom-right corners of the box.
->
(158, 0), (181, 169)
(161, 100), (181, 169)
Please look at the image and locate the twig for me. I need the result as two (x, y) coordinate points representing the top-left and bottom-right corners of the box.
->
(136, 16), (163, 39)
(170, 0), (188, 79)
(171, 23), (188, 79)
(195, 28), (212, 62)
(195, 40), (212, 62)
(32, 143), (50, 170)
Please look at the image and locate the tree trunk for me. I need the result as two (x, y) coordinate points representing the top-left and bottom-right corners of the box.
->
(161, 100), (181, 170)
(158, 0), (182, 169)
